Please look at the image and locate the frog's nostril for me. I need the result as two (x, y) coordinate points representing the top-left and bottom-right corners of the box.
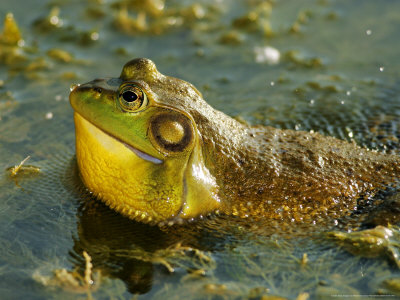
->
(70, 83), (81, 92)
(93, 87), (103, 94)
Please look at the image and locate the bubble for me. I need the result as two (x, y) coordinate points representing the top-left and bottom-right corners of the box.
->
(254, 46), (280, 64)
(50, 16), (59, 25)
(90, 32), (99, 41)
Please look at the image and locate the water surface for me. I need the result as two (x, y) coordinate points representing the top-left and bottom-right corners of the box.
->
(1, 0), (400, 299)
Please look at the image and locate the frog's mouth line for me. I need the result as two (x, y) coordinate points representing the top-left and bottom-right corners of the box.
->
(78, 113), (163, 164)
(122, 142), (163, 164)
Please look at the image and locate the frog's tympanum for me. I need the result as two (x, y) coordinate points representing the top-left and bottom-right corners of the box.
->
(69, 58), (400, 225)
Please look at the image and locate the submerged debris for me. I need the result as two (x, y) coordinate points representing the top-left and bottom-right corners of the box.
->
(327, 225), (400, 268)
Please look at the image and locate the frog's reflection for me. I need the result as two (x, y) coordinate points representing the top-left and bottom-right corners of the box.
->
(72, 198), (160, 294)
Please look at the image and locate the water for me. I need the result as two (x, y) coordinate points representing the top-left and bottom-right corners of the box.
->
(1, 0), (400, 299)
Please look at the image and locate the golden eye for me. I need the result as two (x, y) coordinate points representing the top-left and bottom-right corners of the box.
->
(118, 83), (148, 112)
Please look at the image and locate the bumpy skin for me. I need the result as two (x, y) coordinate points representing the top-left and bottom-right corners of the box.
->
(70, 58), (400, 225)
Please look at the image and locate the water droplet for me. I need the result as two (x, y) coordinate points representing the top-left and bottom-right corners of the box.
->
(270, 81), (275, 86)
(346, 91), (351, 96)
(70, 83), (80, 91)
(366, 29), (372, 35)
(379, 66), (384, 72)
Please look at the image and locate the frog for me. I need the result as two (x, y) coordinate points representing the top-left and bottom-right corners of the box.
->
(69, 58), (400, 225)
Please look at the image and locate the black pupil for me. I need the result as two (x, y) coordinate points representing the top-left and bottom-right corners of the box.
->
(122, 91), (138, 102)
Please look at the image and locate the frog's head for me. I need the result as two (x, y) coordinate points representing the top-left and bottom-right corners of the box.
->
(69, 58), (220, 225)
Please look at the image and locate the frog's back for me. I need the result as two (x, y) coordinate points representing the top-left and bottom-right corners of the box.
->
(205, 123), (400, 222)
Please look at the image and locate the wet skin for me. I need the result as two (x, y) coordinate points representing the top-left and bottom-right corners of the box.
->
(69, 58), (400, 225)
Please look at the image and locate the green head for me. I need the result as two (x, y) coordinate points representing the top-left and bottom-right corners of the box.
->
(70, 58), (221, 225)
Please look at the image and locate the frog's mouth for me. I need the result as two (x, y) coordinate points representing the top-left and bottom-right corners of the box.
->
(75, 113), (163, 165)
(107, 132), (163, 165)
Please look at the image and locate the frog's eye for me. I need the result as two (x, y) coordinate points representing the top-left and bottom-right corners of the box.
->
(118, 83), (148, 112)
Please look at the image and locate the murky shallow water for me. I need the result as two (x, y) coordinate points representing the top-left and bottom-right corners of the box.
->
(1, 0), (400, 299)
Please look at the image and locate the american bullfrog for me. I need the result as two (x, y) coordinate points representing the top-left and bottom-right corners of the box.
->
(69, 58), (400, 225)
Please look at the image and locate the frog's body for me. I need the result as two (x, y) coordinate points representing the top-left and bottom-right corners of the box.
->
(70, 58), (400, 225)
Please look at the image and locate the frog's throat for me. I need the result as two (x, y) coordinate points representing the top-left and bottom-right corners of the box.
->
(73, 112), (221, 224)
(73, 112), (175, 224)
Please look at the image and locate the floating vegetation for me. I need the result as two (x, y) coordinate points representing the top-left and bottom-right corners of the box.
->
(32, 7), (64, 32)
(111, 1), (209, 35)
(219, 30), (244, 45)
(327, 225), (400, 268)
(33, 251), (100, 297)
(46, 48), (74, 63)
(284, 50), (323, 69)
(232, 1), (273, 36)
(113, 242), (215, 273)
(6, 156), (41, 178)
(6, 156), (41, 188)
(0, 13), (23, 46)
(0, 13), (25, 65)
(381, 277), (400, 296)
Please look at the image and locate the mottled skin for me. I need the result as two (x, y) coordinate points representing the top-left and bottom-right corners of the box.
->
(70, 58), (400, 225)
